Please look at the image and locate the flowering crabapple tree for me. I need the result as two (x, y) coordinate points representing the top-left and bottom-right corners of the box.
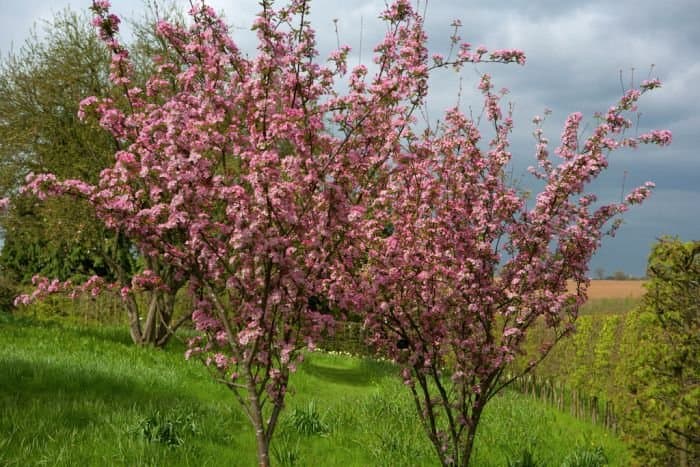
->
(18, 0), (529, 464)
(352, 69), (671, 466)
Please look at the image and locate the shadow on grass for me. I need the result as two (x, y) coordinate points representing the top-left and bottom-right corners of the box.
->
(2, 313), (191, 350)
(3, 313), (193, 352)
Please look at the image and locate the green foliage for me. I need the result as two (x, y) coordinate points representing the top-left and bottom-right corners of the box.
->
(561, 444), (608, 467)
(271, 434), (301, 467)
(591, 315), (620, 396)
(569, 315), (596, 390)
(500, 242), (698, 467)
(619, 237), (699, 466)
(0, 7), (157, 300)
(0, 7), (190, 346)
(0, 274), (16, 312)
(0, 7), (188, 346)
(506, 447), (542, 467)
(0, 9), (118, 285)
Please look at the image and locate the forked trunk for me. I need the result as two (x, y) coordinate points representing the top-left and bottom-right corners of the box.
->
(122, 288), (181, 347)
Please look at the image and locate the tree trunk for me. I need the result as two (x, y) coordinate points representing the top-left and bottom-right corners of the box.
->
(246, 371), (271, 467)
(122, 288), (182, 347)
(679, 436), (688, 467)
(460, 408), (484, 467)
(142, 293), (159, 344)
(123, 291), (144, 344)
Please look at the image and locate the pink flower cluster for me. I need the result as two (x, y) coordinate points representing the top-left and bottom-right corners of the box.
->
(639, 129), (672, 146)
(13, 274), (111, 306)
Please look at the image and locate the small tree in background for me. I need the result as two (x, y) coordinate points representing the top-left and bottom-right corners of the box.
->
(0, 9), (117, 285)
(620, 237), (699, 466)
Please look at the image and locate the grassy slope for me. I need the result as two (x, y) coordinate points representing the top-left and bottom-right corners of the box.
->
(0, 314), (630, 466)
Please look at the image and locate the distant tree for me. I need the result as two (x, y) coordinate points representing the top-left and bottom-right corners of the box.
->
(0, 9), (116, 283)
(608, 270), (630, 280)
(621, 237), (699, 466)
(594, 267), (606, 280)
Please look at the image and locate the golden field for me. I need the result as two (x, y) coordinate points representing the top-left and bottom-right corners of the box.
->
(568, 280), (646, 299)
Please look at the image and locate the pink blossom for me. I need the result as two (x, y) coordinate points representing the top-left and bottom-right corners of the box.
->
(639, 129), (672, 146)
(92, 0), (110, 10)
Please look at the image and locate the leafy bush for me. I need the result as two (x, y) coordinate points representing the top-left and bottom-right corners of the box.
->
(0, 275), (17, 312)
(618, 238), (699, 466)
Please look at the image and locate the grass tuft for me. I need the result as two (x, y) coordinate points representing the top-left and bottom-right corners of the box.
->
(130, 409), (198, 447)
(562, 444), (609, 467)
(284, 400), (329, 436)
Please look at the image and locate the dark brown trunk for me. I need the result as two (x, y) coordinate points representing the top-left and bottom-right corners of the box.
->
(460, 407), (483, 467)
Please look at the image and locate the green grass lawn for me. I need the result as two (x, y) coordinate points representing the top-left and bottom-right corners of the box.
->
(0, 314), (630, 466)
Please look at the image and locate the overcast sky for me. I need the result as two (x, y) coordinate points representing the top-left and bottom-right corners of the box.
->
(1, 0), (698, 277)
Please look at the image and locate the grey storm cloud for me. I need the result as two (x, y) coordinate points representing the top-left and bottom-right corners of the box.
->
(1, 0), (698, 276)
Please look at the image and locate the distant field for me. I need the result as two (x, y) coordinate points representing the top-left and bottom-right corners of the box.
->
(568, 280), (646, 299)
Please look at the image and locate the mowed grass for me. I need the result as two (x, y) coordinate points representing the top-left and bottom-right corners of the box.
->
(0, 314), (630, 466)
